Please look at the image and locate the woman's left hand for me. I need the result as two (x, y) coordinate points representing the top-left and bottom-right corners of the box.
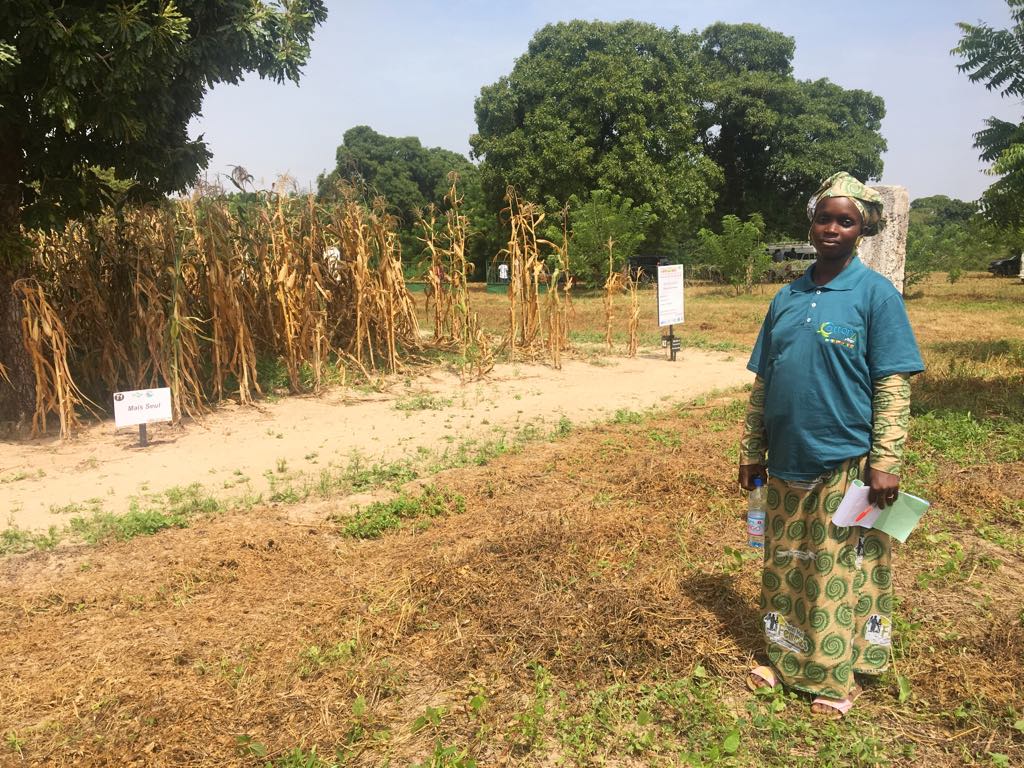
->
(866, 466), (900, 509)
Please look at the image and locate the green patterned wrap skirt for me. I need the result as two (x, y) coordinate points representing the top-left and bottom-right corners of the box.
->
(760, 457), (893, 698)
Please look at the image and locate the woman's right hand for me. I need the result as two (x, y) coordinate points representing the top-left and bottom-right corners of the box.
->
(739, 463), (767, 491)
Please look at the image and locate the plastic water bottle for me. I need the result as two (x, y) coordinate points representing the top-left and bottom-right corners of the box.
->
(747, 477), (766, 548)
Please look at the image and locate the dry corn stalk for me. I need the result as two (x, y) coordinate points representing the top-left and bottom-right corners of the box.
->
(14, 278), (99, 437)
(183, 200), (260, 403)
(625, 268), (641, 358)
(501, 188), (546, 360)
(417, 175), (492, 378)
(544, 207), (573, 369)
(603, 238), (624, 352)
(18, 187), (420, 437)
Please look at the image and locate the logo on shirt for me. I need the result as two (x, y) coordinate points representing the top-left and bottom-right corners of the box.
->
(817, 321), (858, 350)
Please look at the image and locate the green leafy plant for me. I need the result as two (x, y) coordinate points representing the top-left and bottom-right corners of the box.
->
(339, 486), (465, 539)
(697, 213), (769, 294)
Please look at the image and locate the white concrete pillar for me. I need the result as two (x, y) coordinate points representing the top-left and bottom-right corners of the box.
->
(857, 185), (909, 294)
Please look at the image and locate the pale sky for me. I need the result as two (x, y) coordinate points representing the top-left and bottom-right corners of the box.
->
(189, 0), (1021, 203)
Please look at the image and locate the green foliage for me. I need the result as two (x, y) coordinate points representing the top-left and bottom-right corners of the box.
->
(696, 23), (886, 236)
(64, 483), (220, 544)
(954, 1), (1024, 226)
(562, 189), (655, 286)
(297, 639), (358, 680)
(697, 213), (768, 293)
(412, 740), (476, 768)
(904, 196), (1015, 288)
(471, 20), (721, 252)
(0, 1), (327, 230)
(0, 524), (60, 555)
(339, 486), (466, 539)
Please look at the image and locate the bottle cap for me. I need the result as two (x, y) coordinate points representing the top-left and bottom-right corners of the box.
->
(753, 477), (764, 488)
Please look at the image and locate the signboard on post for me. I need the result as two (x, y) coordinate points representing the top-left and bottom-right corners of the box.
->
(657, 264), (684, 327)
(113, 388), (172, 446)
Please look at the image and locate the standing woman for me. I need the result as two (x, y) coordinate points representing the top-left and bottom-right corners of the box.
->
(738, 172), (924, 718)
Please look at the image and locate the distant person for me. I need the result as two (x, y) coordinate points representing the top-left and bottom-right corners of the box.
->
(497, 262), (510, 283)
(738, 172), (924, 719)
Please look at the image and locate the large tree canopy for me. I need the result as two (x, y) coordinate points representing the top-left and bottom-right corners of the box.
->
(696, 22), (886, 235)
(470, 20), (722, 252)
(0, 1), (327, 419)
(318, 125), (480, 227)
(0, 1), (327, 232)
(470, 20), (886, 249)
(906, 194), (1019, 288)
(954, 0), (1024, 227)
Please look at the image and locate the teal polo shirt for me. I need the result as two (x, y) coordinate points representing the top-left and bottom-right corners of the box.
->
(748, 256), (924, 482)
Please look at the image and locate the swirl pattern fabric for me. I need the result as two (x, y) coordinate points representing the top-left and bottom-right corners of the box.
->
(869, 374), (911, 475)
(806, 172), (886, 236)
(760, 456), (893, 698)
(739, 376), (767, 465)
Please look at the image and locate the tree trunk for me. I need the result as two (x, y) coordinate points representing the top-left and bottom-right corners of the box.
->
(0, 137), (35, 426)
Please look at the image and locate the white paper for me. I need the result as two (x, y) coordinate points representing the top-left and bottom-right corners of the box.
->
(831, 480), (881, 528)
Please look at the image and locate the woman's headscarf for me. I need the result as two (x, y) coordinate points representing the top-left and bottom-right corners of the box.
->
(807, 172), (886, 236)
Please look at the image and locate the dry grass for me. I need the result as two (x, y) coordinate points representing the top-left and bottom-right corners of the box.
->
(1, 389), (1021, 766)
(0, 271), (1021, 766)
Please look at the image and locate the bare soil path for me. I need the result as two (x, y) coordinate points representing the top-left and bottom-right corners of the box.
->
(1, 348), (750, 532)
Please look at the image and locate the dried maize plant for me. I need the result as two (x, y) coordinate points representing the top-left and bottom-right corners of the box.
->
(31, 220), (128, 401)
(276, 194), (332, 393)
(418, 205), (452, 341)
(500, 188), (546, 360)
(301, 195), (333, 392)
(183, 199), (260, 403)
(416, 174), (490, 375)
(17, 187), (423, 436)
(442, 175), (472, 347)
(265, 196), (308, 392)
(366, 197), (419, 373)
(327, 191), (418, 373)
(544, 207), (574, 369)
(602, 238), (624, 352)
(441, 174), (492, 377)
(165, 223), (209, 421)
(124, 209), (207, 420)
(625, 267), (641, 358)
(13, 278), (98, 437)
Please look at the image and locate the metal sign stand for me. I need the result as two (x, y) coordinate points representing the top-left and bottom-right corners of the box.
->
(139, 424), (148, 447)
(662, 324), (680, 361)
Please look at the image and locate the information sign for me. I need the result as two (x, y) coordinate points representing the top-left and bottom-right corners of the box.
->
(113, 387), (173, 429)
(657, 264), (685, 327)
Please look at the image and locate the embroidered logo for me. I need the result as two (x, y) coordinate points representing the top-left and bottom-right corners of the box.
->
(777, 549), (817, 561)
(864, 614), (892, 646)
(764, 612), (811, 654)
(817, 321), (858, 350)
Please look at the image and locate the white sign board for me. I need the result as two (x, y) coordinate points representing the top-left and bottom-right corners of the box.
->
(113, 387), (173, 428)
(657, 264), (685, 327)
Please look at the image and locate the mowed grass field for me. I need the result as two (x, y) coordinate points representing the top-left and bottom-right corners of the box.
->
(1, 272), (1022, 767)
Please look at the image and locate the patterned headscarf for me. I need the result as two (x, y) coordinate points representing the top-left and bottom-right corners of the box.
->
(807, 172), (886, 236)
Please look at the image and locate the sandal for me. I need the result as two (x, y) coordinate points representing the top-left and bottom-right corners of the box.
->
(811, 685), (862, 720)
(746, 665), (779, 692)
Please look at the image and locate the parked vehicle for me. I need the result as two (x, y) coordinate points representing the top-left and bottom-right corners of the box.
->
(988, 253), (1022, 276)
(627, 254), (669, 283)
(766, 242), (816, 262)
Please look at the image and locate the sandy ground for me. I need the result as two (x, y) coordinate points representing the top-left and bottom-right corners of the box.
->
(0, 347), (750, 532)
